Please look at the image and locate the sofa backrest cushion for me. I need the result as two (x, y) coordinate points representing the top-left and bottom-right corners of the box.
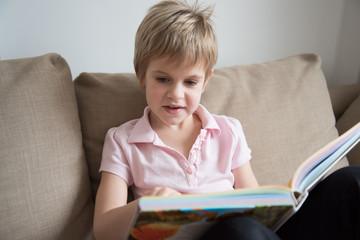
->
(74, 54), (348, 200)
(75, 73), (147, 199)
(0, 54), (94, 239)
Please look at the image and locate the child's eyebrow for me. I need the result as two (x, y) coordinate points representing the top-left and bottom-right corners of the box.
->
(187, 73), (205, 79)
(152, 70), (204, 79)
(152, 70), (169, 76)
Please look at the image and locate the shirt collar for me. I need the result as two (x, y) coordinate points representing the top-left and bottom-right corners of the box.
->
(196, 104), (221, 135)
(128, 107), (155, 144)
(128, 105), (221, 144)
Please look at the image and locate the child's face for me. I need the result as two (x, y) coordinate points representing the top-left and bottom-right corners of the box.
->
(143, 57), (212, 128)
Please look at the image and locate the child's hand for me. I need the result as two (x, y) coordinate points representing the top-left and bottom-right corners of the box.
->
(144, 187), (182, 197)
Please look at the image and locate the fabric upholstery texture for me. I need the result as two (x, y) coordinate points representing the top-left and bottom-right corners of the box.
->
(0, 54), (94, 239)
(75, 73), (147, 199)
(201, 54), (348, 185)
(329, 84), (360, 120)
(74, 53), (348, 199)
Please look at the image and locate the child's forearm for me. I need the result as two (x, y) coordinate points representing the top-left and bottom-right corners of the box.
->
(143, 186), (182, 197)
(93, 199), (139, 240)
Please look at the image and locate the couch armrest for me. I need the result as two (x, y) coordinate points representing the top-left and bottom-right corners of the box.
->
(330, 83), (360, 166)
(328, 84), (360, 120)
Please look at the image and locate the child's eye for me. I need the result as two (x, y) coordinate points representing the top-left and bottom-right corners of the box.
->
(156, 78), (169, 83)
(185, 80), (197, 86)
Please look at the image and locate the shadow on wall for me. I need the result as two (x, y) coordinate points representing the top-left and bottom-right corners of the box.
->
(332, 0), (360, 86)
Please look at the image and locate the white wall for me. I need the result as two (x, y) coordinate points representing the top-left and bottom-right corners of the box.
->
(1, 0), (359, 85)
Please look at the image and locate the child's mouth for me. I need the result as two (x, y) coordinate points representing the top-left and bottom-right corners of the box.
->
(164, 105), (183, 113)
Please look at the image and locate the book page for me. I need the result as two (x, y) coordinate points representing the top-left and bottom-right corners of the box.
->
(297, 134), (360, 193)
(290, 122), (360, 193)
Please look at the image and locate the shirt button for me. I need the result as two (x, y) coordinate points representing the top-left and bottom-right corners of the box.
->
(186, 167), (193, 174)
(190, 150), (196, 156)
(199, 133), (206, 141)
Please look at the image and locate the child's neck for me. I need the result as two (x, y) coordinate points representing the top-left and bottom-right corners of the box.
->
(150, 113), (202, 158)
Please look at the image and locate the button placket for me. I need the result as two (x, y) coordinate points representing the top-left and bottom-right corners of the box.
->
(185, 130), (207, 187)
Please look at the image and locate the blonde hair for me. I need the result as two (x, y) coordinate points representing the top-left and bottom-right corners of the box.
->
(134, 0), (218, 82)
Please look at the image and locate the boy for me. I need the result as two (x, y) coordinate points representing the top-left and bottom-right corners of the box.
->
(94, 1), (259, 239)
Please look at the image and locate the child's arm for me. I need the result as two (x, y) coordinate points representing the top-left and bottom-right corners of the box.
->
(93, 172), (182, 240)
(93, 172), (138, 240)
(143, 186), (182, 197)
(232, 161), (259, 189)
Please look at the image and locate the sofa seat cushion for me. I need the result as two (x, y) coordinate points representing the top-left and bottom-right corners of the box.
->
(0, 54), (94, 239)
(74, 54), (348, 199)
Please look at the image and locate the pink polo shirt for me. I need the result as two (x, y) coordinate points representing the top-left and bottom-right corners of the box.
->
(100, 105), (251, 199)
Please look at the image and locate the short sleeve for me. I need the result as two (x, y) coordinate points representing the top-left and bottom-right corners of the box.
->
(100, 127), (134, 185)
(227, 118), (252, 169)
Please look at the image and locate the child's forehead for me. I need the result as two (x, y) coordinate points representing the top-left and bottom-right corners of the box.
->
(149, 55), (207, 71)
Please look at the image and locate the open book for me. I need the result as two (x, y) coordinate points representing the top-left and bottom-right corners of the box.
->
(126, 122), (360, 240)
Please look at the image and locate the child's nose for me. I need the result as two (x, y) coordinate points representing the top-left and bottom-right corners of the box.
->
(167, 83), (184, 100)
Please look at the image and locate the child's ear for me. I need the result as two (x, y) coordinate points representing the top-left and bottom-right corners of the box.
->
(137, 74), (146, 88)
(202, 69), (213, 93)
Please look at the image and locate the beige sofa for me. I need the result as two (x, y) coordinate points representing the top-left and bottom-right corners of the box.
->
(1, 53), (359, 240)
